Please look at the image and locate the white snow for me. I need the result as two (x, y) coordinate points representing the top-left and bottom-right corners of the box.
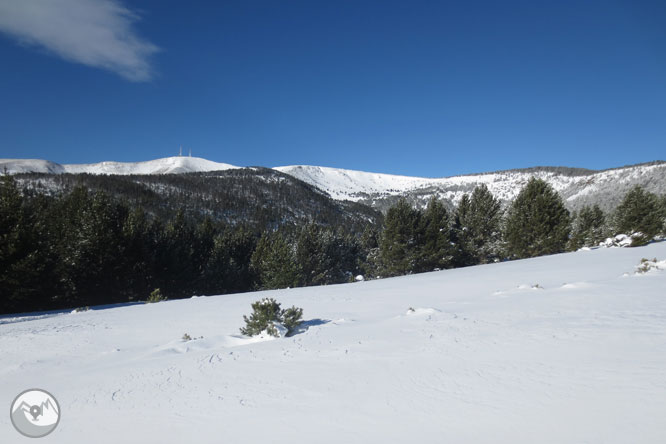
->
(3, 157), (664, 211)
(2, 243), (666, 443)
(0, 159), (66, 174)
(601, 233), (646, 248)
(0, 156), (239, 176)
(276, 163), (666, 205)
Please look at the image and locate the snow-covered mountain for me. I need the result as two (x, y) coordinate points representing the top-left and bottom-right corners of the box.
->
(0, 156), (239, 175)
(277, 162), (666, 212)
(3, 156), (664, 212)
(1, 242), (665, 443)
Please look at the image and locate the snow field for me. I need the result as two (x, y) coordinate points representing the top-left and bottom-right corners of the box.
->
(1, 242), (665, 443)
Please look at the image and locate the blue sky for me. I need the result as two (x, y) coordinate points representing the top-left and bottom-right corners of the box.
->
(0, 0), (664, 177)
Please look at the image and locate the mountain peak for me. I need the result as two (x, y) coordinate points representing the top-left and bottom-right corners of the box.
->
(0, 156), (239, 176)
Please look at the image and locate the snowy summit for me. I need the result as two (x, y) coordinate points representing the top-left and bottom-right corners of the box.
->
(0, 156), (239, 176)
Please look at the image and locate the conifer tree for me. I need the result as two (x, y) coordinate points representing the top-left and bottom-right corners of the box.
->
(240, 298), (303, 337)
(294, 224), (361, 286)
(454, 185), (503, 264)
(251, 231), (300, 289)
(504, 177), (571, 258)
(295, 223), (321, 285)
(220, 227), (257, 293)
(660, 195), (666, 235)
(379, 198), (422, 276)
(0, 175), (51, 312)
(416, 196), (453, 272)
(614, 186), (663, 245)
(451, 194), (476, 266)
(120, 207), (155, 301)
(568, 204), (606, 250)
(155, 209), (196, 298)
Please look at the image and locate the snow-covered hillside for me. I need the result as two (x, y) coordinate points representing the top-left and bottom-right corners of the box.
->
(0, 156), (239, 175)
(2, 243), (665, 443)
(277, 162), (666, 211)
(2, 156), (664, 211)
(0, 159), (67, 174)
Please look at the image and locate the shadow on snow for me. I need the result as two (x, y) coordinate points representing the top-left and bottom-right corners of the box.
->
(289, 318), (331, 336)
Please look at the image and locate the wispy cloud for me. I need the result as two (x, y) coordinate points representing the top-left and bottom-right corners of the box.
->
(0, 0), (159, 81)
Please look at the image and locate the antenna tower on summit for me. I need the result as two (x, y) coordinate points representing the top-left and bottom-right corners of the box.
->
(189, 147), (192, 157)
(179, 145), (183, 156)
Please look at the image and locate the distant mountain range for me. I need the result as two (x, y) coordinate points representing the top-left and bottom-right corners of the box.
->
(0, 156), (237, 175)
(2, 156), (665, 212)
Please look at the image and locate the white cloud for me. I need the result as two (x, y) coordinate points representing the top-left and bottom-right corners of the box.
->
(0, 0), (159, 81)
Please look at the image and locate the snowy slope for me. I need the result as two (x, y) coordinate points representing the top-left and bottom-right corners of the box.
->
(0, 156), (238, 175)
(1, 243), (666, 443)
(276, 162), (666, 211)
(3, 156), (664, 211)
(0, 159), (66, 174)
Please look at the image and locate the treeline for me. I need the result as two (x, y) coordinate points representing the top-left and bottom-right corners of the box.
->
(374, 178), (666, 277)
(1, 175), (665, 314)
(17, 168), (382, 232)
(0, 175), (372, 314)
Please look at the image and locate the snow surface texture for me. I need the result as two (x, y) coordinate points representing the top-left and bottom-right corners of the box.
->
(1, 243), (666, 443)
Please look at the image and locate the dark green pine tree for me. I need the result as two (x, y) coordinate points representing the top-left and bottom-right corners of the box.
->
(191, 216), (218, 291)
(359, 224), (381, 278)
(120, 207), (156, 301)
(613, 186), (663, 245)
(200, 232), (231, 295)
(155, 209), (197, 298)
(295, 224), (362, 286)
(379, 198), (422, 276)
(454, 185), (503, 264)
(568, 204), (606, 250)
(295, 223), (322, 286)
(660, 195), (666, 236)
(321, 230), (362, 284)
(50, 188), (130, 306)
(0, 175), (53, 313)
(416, 196), (453, 272)
(451, 194), (476, 266)
(251, 231), (301, 289)
(504, 177), (571, 258)
(216, 227), (257, 294)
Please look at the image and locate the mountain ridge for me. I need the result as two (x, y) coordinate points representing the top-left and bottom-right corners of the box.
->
(3, 156), (665, 212)
(3, 155), (664, 179)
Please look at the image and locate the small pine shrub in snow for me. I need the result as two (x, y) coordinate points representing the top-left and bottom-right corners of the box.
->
(181, 333), (203, 341)
(74, 306), (90, 313)
(636, 258), (662, 274)
(281, 305), (304, 332)
(146, 288), (166, 303)
(240, 298), (303, 337)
